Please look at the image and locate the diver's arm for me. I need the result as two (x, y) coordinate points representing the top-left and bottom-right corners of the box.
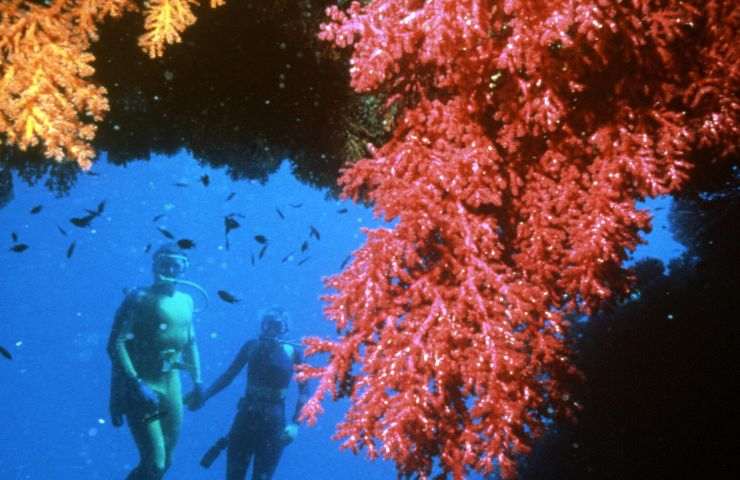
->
(281, 346), (308, 443)
(291, 347), (309, 423)
(107, 292), (141, 381)
(292, 379), (309, 424)
(202, 340), (254, 402)
(183, 323), (203, 384)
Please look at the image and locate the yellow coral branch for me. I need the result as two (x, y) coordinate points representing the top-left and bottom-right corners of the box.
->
(138, 0), (198, 58)
(0, 0), (225, 168)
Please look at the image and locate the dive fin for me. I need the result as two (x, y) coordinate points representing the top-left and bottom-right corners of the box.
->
(200, 436), (229, 469)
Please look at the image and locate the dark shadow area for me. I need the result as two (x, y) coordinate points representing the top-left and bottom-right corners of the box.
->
(519, 163), (739, 479)
(1, 0), (390, 199)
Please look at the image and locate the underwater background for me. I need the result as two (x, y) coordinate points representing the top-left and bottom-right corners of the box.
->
(1, 1), (736, 478)
(0, 152), (401, 479)
(0, 149), (685, 479)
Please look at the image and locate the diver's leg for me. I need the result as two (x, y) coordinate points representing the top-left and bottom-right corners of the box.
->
(126, 414), (168, 480)
(226, 406), (255, 480)
(251, 404), (285, 480)
(158, 379), (183, 472)
(251, 434), (284, 480)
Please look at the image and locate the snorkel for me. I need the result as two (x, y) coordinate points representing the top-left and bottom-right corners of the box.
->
(159, 277), (210, 313)
(152, 245), (210, 312)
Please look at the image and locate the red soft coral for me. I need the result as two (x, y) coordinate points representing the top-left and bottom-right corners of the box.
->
(300, 1), (739, 478)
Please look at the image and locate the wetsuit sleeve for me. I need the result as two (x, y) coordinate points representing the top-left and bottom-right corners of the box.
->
(106, 290), (142, 381)
(292, 346), (309, 423)
(203, 340), (254, 401)
(183, 322), (202, 384)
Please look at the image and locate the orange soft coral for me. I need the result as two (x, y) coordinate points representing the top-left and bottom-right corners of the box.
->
(0, 0), (224, 168)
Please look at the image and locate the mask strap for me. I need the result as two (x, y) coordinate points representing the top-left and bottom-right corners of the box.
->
(156, 253), (189, 269)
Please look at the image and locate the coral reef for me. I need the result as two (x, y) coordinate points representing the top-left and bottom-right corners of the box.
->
(298, 1), (739, 478)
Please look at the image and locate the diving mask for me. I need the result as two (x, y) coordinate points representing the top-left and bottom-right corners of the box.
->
(154, 253), (189, 278)
(260, 312), (289, 337)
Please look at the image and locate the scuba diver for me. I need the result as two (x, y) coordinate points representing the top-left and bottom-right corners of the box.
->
(107, 243), (208, 479)
(186, 307), (309, 480)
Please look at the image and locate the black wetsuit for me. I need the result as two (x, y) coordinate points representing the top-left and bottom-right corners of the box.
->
(226, 337), (300, 480)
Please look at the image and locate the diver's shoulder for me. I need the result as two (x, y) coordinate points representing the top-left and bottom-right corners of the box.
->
(122, 286), (149, 302)
(280, 340), (303, 361)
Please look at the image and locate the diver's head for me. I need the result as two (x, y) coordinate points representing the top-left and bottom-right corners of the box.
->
(152, 243), (189, 283)
(259, 306), (290, 339)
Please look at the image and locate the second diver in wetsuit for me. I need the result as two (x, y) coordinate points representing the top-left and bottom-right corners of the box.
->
(186, 307), (308, 480)
(107, 244), (207, 479)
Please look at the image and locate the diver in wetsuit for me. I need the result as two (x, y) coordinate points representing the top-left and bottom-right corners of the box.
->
(187, 307), (308, 480)
(107, 244), (207, 480)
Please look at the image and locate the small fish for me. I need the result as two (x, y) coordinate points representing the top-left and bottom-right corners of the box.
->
(217, 290), (240, 304)
(226, 192), (236, 201)
(70, 213), (96, 228)
(289, 203), (302, 208)
(281, 252), (294, 263)
(177, 239), (196, 250)
(0, 345), (12, 360)
(66, 241), (76, 259)
(340, 255), (352, 269)
(258, 245), (268, 259)
(152, 213), (166, 222)
(250, 254), (255, 266)
(11, 232), (18, 242)
(254, 235), (268, 244)
(56, 225), (68, 237)
(30, 205), (43, 214)
(224, 216), (241, 235)
(275, 208), (284, 220)
(300, 241), (308, 253)
(224, 215), (241, 251)
(337, 208), (348, 214)
(174, 181), (189, 187)
(10, 243), (28, 253)
(200, 174), (210, 187)
(85, 170), (100, 176)
(309, 225), (320, 240)
(297, 257), (310, 266)
(145, 243), (152, 253)
(157, 226), (175, 240)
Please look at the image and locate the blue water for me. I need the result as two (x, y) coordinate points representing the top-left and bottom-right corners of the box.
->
(0, 150), (684, 479)
(0, 151), (397, 479)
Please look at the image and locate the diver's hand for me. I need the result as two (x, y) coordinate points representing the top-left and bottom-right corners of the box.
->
(185, 383), (206, 411)
(110, 411), (124, 427)
(110, 368), (127, 427)
(280, 423), (299, 445)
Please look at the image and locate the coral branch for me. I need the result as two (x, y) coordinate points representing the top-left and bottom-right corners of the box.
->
(304, 1), (739, 478)
(0, 0), (224, 167)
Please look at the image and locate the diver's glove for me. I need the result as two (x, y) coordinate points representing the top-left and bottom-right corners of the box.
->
(280, 423), (299, 445)
(185, 383), (206, 411)
(110, 408), (124, 428)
